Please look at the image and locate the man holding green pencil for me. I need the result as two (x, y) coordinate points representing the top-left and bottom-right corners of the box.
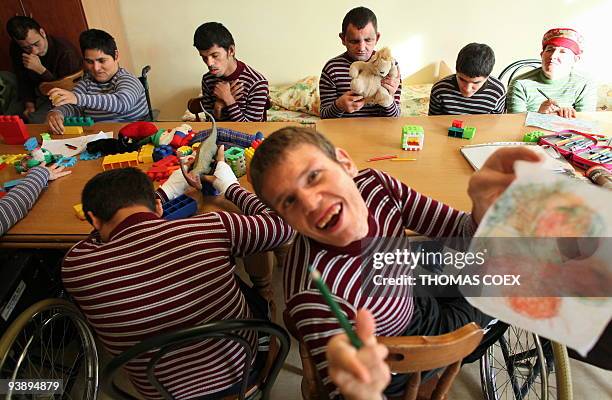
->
(507, 28), (597, 118)
(249, 127), (541, 399)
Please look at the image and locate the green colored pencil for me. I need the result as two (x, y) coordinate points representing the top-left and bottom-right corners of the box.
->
(309, 266), (363, 348)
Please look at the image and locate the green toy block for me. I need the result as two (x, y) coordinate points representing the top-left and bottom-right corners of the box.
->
(523, 130), (545, 143)
(462, 126), (476, 140)
(448, 126), (463, 138)
(224, 146), (246, 177)
(40, 133), (51, 141)
(64, 116), (94, 126)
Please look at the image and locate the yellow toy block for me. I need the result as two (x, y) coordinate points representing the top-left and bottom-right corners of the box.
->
(138, 144), (154, 163)
(73, 203), (86, 220)
(2, 154), (27, 164)
(177, 146), (193, 157)
(102, 151), (139, 170)
(63, 126), (84, 135)
(244, 147), (255, 164)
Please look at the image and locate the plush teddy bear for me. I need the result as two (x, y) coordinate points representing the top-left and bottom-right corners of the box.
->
(349, 47), (398, 107)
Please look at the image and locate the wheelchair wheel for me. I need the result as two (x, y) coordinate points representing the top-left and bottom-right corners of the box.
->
(0, 299), (98, 399)
(480, 326), (572, 400)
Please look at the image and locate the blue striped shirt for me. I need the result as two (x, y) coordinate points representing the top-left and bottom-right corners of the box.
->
(53, 67), (148, 122)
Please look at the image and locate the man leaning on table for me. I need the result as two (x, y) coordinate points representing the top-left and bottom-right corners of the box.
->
(507, 28), (597, 118)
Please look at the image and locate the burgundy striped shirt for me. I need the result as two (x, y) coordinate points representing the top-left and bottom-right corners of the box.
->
(200, 60), (269, 122)
(284, 169), (476, 399)
(62, 184), (293, 399)
(319, 52), (401, 119)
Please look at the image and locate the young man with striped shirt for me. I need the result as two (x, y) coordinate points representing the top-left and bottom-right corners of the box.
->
(62, 150), (293, 399)
(428, 43), (506, 115)
(320, 7), (401, 119)
(507, 28), (597, 118)
(45, 29), (148, 134)
(194, 22), (269, 122)
(250, 128), (539, 399)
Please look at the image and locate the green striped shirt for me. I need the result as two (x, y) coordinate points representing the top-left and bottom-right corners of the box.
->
(507, 68), (596, 113)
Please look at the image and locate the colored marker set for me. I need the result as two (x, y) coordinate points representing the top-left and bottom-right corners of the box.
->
(539, 130), (611, 170)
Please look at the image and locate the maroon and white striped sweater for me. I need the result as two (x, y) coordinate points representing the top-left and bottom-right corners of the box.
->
(62, 184), (293, 399)
(319, 52), (402, 119)
(200, 60), (269, 122)
(284, 169), (476, 399)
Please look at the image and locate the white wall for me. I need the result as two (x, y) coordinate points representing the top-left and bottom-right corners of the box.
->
(117, 0), (611, 120)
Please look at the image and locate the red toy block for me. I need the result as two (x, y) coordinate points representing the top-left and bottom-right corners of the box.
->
(146, 164), (180, 183)
(152, 155), (179, 168)
(0, 116), (29, 145)
(251, 139), (262, 149)
(451, 119), (464, 129)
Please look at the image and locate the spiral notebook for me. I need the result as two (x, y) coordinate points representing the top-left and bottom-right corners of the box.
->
(460, 142), (575, 173)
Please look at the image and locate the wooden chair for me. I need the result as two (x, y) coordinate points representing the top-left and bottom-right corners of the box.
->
(38, 70), (83, 96)
(284, 310), (484, 400)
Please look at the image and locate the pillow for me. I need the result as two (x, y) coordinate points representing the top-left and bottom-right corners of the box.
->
(400, 83), (433, 116)
(269, 76), (320, 116)
(597, 84), (612, 111)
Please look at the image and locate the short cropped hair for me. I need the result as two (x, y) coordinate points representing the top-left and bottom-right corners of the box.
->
(456, 43), (496, 78)
(6, 16), (41, 41)
(193, 22), (235, 51)
(79, 29), (117, 58)
(341, 7), (377, 36)
(82, 168), (156, 223)
(250, 127), (338, 201)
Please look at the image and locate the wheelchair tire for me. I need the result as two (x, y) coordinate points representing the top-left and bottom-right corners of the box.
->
(0, 298), (98, 400)
(480, 326), (572, 400)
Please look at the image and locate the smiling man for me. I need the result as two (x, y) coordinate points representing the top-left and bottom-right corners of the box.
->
(320, 7), (401, 119)
(193, 22), (269, 122)
(249, 127), (537, 399)
(45, 29), (148, 134)
(429, 43), (506, 115)
(507, 28), (597, 118)
(6, 16), (82, 123)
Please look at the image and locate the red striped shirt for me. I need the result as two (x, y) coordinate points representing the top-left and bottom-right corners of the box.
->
(319, 52), (401, 119)
(284, 169), (475, 399)
(62, 184), (292, 399)
(200, 60), (269, 122)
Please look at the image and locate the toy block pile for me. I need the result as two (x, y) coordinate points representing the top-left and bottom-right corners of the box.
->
(401, 125), (425, 151)
(146, 155), (180, 183)
(0, 115), (29, 145)
(448, 120), (476, 140)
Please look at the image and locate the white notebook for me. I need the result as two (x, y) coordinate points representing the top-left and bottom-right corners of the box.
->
(460, 142), (574, 173)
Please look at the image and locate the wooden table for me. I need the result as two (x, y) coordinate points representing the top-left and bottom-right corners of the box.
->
(315, 112), (612, 212)
(0, 121), (301, 248)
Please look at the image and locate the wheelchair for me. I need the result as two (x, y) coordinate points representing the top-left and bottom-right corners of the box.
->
(480, 326), (572, 400)
(0, 251), (99, 400)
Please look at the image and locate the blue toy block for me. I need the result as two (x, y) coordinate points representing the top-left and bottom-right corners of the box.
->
(56, 156), (77, 167)
(64, 116), (94, 126)
(153, 145), (174, 162)
(201, 181), (220, 197)
(24, 137), (39, 151)
(162, 194), (198, 220)
(255, 131), (265, 141)
(79, 150), (102, 160)
(3, 179), (23, 191)
(448, 127), (464, 138)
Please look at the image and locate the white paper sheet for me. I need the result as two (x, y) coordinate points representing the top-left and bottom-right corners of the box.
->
(465, 162), (612, 355)
(525, 111), (598, 133)
(41, 132), (112, 157)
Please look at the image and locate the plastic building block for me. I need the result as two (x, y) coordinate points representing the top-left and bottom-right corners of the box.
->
(80, 150), (102, 160)
(244, 147), (255, 164)
(451, 119), (464, 129)
(462, 126), (476, 140)
(224, 147), (246, 177)
(63, 126), (84, 135)
(1, 154), (27, 164)
(523, 130), (545, 143)
(153, 155), (179, 168)
(40, 133), (51, 141)
(176, 146), (193, 158)
(64, 116), (94, 126)
(153, 145), (174, 162)
(138, 144), (155, 163)
(0, 116), (29, 145)
(146, 164), (179, 183)
(55, 156), (77, 167)
(448, 127), (464, 138)
(401, 125), (425, 151)
(24, 137), (39, 151)
(162, 194), (198, 220)
(102, 151), (139, 170)
(73, 203), (86, 220)
(251, 139), (263, 149)
(3, 179), (23, 191)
